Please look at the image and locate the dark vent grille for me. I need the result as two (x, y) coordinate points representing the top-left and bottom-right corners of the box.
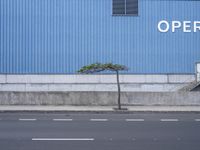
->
(113, 0), (138, 16)
(113, 0), (125, 15)
(126, 0), (138, 15)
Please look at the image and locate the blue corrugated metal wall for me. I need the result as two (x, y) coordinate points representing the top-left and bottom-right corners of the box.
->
(0, 0), (200, 74)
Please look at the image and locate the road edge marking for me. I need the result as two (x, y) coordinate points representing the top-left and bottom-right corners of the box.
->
(32, 138), (95, 141)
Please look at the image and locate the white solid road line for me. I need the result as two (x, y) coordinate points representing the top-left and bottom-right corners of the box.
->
(32, 138), (95, 141)
(126, 119), (144, 122)
(53, 119), (73, 121)
(160, 119), (179, 122)
(195, 119), (200, 121)
(90, 119), (108, 121)
(19, 119), (37, 121)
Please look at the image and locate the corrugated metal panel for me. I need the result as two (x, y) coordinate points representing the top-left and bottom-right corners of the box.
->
(0, 0), (200, 74)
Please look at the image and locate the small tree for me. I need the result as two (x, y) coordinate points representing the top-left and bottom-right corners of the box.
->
(78, 63), (128, 110)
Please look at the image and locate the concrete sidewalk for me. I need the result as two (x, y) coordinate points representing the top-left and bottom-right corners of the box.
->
(0, 105), (200, 113)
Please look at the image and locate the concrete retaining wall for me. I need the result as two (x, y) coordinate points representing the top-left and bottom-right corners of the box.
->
(0, 74), (195, 84)
(0, 92), (200, 106)
(0, 83), (189, 92)
(0, 74), (195, 92)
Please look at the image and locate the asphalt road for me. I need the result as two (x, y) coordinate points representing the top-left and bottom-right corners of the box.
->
(0, 112), (200, 150)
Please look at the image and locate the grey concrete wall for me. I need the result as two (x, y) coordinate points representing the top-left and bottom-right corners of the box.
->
(0, 91), (200, 106)
(0, 74), (195, 84)
(0, 83), (188, 92)
(0, 74), (195, 92)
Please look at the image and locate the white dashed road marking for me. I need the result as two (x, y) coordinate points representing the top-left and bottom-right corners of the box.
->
(19, 119), (37, 121)
(4, 117), (200, 122)
(126, 119), (144, 122)
(90, 119), (108, 121)
(160, 119), (178, 122)
(53, 119), (73, 121)
(32, 138), (94, 141)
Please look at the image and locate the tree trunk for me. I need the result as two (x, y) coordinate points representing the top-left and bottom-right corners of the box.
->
(116, 70), (121, 110)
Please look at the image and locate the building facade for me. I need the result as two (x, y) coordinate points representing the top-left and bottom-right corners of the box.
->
(0, 0), (199, 92)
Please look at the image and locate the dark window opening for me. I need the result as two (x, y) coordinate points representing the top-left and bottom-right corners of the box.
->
(112, 0), (138, 16)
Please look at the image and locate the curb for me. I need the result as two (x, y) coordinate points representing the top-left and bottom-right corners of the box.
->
(1, 110), (200, 114)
